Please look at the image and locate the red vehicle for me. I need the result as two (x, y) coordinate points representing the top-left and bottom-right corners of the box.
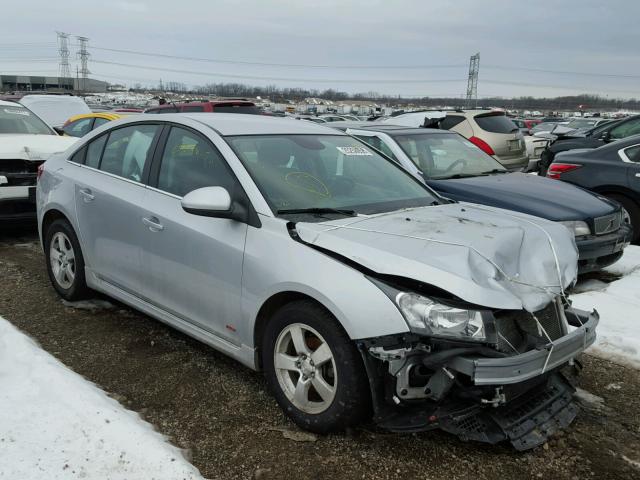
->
(144, 100), (260, 114)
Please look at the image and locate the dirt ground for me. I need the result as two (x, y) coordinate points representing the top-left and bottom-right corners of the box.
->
(1, 224), (640, 480)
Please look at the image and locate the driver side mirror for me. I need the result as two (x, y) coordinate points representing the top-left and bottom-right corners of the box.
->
(53, 126), (67, 136)
(181, 186), (247, 222)
(601, 131), (611, 142)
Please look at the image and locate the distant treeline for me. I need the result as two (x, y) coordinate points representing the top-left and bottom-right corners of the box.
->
(133, 81), (640, 111)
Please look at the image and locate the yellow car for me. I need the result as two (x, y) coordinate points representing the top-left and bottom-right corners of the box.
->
(61, 111), (140, 137)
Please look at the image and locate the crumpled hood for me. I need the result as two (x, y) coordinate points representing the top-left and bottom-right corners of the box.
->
(428, 173), (615, 221)
(295, 203), (578, 312)
(0, 134), (78, 161)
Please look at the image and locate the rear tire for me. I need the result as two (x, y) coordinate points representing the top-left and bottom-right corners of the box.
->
(44, 219), (91, 300)
(606, 194), (640, 243)
(262, 300), (371, 433)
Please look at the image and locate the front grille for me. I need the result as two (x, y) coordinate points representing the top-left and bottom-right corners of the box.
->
(0, 159), (43, 175)
(494, 302), (565, 353)
(594, 212), (621, 235)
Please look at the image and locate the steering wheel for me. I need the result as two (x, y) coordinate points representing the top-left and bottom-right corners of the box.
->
(443, 159), (468, 174)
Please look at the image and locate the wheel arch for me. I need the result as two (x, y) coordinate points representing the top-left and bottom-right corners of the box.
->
(253, 291), (333, 369)
(590, 185), (640, 205)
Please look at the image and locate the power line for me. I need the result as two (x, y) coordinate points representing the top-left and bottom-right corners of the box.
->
(87, 45), (466, 70)
(484, 64), (640, 79)
(91, 59), (465, 84)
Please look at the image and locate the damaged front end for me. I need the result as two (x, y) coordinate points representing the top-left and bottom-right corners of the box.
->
(358, 285), (598, 451)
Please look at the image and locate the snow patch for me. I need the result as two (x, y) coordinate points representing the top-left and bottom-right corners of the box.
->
(0, 316), (203, 480)
(572, 246), (640, 369)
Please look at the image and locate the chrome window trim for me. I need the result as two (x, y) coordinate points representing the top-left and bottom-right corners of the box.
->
(65, 159), (146, 188)
(618, 144), (640, 163)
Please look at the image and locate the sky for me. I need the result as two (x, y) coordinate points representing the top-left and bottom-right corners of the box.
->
(2, 0), (640, 99)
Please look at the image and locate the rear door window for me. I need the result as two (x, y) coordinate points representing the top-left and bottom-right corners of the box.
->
(474, 114), (518, 134)
(100, 125), (160, 182)
(63, 118), (93, 137)
(623, 145), (640, 162)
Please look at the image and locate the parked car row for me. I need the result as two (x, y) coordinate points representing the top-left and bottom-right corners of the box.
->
(35, 112), (602, 451)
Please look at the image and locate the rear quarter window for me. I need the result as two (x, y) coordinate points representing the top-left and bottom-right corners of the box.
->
(439, 115), (465, 130)
(474, 114), (518, 134)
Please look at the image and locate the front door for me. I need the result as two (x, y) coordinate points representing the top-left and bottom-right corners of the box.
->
(140, 126), (247, 341)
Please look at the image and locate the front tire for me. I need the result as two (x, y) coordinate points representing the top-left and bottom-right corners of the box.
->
(262, 300), (371, 433)
(44, 219), (90, 300)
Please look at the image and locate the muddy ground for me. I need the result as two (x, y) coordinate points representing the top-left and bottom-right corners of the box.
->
(1, 224), (639, 480)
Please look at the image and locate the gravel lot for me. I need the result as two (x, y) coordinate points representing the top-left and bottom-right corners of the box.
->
(2, 224), (640, 480)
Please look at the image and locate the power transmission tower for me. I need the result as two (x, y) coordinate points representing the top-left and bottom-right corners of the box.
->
(76, 36), (90, 90)
(56, 32), (71, 87)
(465, 52), (480, 109)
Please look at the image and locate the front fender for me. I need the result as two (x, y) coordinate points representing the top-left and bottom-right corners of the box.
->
(240, 216), (409, 348)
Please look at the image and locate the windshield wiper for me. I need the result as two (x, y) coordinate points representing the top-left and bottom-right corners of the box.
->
(277, 207), (357, 217)
(479, 169), (508, 175)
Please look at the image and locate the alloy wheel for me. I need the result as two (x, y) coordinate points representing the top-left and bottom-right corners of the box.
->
(273, 323), (337, 414)
(49, 231), (76, 289)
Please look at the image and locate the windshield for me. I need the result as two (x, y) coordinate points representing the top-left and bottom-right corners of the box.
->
(226, 134), (438, 217)
(0, 105), (54, 135)
(566, 119), (599, 129)
(392, 133), (505, 179)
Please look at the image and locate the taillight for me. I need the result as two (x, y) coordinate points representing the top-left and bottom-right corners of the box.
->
(468, 136), (496, 156)
(37, 163), (45, 181)
(546, 163), (582, 179)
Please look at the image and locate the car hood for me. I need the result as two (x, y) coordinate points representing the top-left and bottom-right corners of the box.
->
(295, 203), (578, 312)
(427, 173), (615, 221)
(0, 134), (78, 161)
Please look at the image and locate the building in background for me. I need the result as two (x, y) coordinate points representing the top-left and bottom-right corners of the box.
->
(0, 75), (108, 93)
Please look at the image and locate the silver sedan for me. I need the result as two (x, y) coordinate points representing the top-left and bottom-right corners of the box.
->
(37, 114), (597, 450)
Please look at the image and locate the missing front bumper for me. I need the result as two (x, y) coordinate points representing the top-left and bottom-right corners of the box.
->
(360, 307), (597, 450)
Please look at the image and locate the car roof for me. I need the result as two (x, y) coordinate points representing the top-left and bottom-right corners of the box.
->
(67, 112), (124, 122)
(144, 113), (348, 136)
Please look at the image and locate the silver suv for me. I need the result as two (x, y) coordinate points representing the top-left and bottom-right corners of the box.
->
(440, 110), (528, 171)
(37, 114), (597, 450)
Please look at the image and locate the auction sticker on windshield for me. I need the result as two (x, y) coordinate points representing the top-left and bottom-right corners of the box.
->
(336, 146), (373, 156)
(4, 108), (30, 116)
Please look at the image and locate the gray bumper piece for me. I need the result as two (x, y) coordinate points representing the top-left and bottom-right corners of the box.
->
(449, 308), (599, 385)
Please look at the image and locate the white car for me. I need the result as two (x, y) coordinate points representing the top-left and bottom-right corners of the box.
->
(0, 100), (78, 221)
(18, 94), (91, 129)
(523, 135), (550, 172)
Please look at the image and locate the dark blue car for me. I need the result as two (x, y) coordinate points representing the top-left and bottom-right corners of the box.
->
(333, 124), (632, 273)
(548, 134), (640, 244)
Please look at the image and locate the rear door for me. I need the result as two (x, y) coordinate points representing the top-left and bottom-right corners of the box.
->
(140, 125), (248, 341)
(73, 123), (162, 294)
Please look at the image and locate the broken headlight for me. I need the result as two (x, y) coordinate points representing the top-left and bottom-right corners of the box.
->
(395, 292), (486, 341)
(558, 220), (590, 237)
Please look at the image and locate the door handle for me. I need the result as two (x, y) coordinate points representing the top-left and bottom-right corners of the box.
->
(142, 216), (164, 232)
(79, 188), (95, 202)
